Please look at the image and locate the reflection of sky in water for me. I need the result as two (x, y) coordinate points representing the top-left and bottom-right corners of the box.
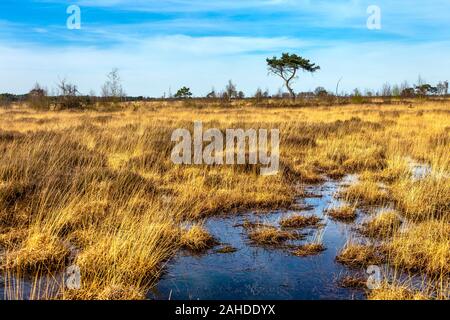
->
(0, 272), (64, 300)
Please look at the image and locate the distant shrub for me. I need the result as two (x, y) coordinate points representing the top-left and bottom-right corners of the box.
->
(401, 88), (415, 98)
(27, 83), (50, 110)
(314, 87), (328, 97)
(101, 68), (126, 104)
(254, 88), (270, 104)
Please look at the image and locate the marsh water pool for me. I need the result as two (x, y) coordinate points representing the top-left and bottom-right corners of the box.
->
(151, 176), (371, 300)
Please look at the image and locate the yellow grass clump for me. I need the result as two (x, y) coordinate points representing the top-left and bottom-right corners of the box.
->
(340, 181), (391, 206)
(361, 210), (402, 237)
(180, 224), (217, 252)
(368, 284), (431, 300)
(248, 226), (300, 246)
(336, 243), (386, 267)
(3, 233), (70, 271)
(391, 175), (450, 220)
(386, 220), (450, 275)
(292, 243), (325, 257)
(327, 205), (357, 221)
(279, 215), (322, 228)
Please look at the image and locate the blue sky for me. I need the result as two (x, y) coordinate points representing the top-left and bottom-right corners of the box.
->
(1, 0), (450, 96)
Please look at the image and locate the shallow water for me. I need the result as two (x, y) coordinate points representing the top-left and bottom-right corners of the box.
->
(151, 176), (369, 300)
(0, 270), (64, 300)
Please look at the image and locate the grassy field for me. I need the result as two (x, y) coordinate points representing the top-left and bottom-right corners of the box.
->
(0, 100), (448, 300)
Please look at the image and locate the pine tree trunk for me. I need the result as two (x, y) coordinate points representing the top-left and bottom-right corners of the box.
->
(286, 81), (296, 101)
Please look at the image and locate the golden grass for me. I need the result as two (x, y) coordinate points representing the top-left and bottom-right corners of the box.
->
(327, 205), (357, 222)
(292, 243), (325, 257)
(0, 100), (448, 299)
(180, 224), (217, 252)
(0, 228), (27, 248)
(3, 233), (70, 271)
(340, 181), (391, 206)
(247, 226), (300, 246)
(368, 284), (431, 300)
(359, 157), (410, 183)
(387, 220), (450, 275)
(361, 210), (402, 238)
(336, 243), (386, 267)
(391, 175), (450, 220)
(73, 213), (179, 298)
(279, 215), (322, 228)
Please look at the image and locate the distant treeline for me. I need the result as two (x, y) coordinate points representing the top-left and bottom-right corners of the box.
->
(1, 56), (449, 109)
(0, 69), (448, 110)
(1, 90), (449, 110)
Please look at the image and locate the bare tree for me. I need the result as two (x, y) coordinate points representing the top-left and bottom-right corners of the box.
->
(57, 78), (81, 109)
(381, 83), (392, 97)
(255, 88), (264, 102)
(437, 81), (449, 96)
(225, 80), (237, 101)
(101, 68), (125, 102)
(336, 77), (343, 97)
